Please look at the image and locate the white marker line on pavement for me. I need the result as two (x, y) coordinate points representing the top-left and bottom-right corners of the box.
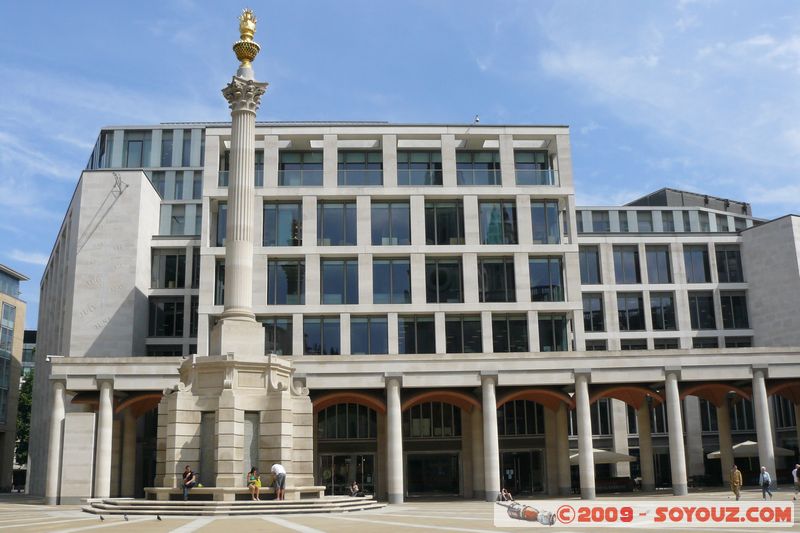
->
(326, 514), (510, 533)
(169, 516), (216, 532)
(0, 517), (93, 529)
(262, 516), (327, 533)
(59, 517), (151, 532)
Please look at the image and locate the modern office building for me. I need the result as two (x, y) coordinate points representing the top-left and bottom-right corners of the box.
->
(0, 264), (27, 491)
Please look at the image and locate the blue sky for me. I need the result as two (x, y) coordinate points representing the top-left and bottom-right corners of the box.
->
(1, 0), (799, 327)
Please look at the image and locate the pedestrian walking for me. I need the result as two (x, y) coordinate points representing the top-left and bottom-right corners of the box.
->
(759, 466), (773, 500)
(271, 463), (286, 500)
(730, 465), (742, 501)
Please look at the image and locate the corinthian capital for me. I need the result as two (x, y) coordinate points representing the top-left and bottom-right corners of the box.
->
(222, 76), (269, 113)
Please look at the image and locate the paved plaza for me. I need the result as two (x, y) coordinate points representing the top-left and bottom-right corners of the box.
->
(1, 490), (798, 532)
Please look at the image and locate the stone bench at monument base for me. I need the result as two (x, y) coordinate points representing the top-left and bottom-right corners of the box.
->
(144, 485), (326, 501)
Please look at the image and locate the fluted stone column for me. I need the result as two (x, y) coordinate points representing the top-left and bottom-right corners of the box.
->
(386, 376), (404, 504)
(471, 407), (485, 500)
(45, 379), (66, 505)
(556, 403), (572, 496)
(481, 374), (500, 501)
(664, 370), (688, 495)
(94, 379), (114, 498)
(121, 410), (137, 497)
(752, 368), (776, 484)
(717, 399), (734, 485)
(575, 372), (596, 499)
(637, 403), (655, 492)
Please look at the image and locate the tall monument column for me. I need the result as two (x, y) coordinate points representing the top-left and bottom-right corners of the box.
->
(211, 8), (267, 356)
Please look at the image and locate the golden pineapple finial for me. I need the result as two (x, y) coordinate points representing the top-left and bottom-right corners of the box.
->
(233, 8), (261, 74)
(239, 9), (257, 41)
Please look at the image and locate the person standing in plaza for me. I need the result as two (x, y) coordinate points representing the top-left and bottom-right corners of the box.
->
(271, 463), (286, 500)
(759, 466), (773, 500)
(730, 465), (742, 501)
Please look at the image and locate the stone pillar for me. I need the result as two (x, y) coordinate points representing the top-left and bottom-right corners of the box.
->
(94, 379), (114, 498)
(216, 389), (243, 488)
(752, 368), (776, 484)
(45, 379), (66, 505)
(610, 399), (630, 478)
(121, 410), (137, 497)
(556, 403), (571, 496)
(575, 372), (596, 499)
(462, 409), (474, 498)
(717, 399), (734, 485)
(544, 408), (559, 496)
(471, 407), (485, 500)
(637, 403), (655, 492)
(481, 374), (500, 501)
(386, 376), (404, 504)
(664, 370), (688, 495)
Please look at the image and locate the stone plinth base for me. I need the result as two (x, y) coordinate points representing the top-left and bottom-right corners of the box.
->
(209, 319), (265, 357)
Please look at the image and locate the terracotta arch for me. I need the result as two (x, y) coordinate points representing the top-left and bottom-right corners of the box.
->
(590, 385), (663, 409)
(767, 381), (800, 405)
(312, 392), (386, 414)
(402, 390), (480, 413)
(680, 383), (750, 408)
(115, 392), (163, 418)
(496, 388), (574, 412)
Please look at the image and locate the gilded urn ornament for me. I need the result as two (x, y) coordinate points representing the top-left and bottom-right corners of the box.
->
(233, 8), (261, 70)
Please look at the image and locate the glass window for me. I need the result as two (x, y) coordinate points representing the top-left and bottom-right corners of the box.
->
(350, 316), (388, 355)
(531, 200), (560, 244)
(682, 211), (692, 232)
(398, 315), (436, 354)
(734, 217), (747, 231)
(215, 202), (227, 246)
(699, 211), (710, 232)
(148, 297), (184, 337)
(684, 245), (711, 283)
(585, 340), (607, 351)
(653, 338), (679, 350)
(321, 259), (359, 305)
(263, 202), (302, 246)
(645, 246), (672, 284)
(720, 291), (749, 329)
(254, 149), (264, 187)
(617, 293), (645, 331)
(498, 401), (545, 436)
(214, 260), (225, 305)
(637, 211), (653, 232)
(716, 245), (744, 283)
(425, 201), (464, 245)
(426, 258), (463, 303)
(192, 171), (202, 199)
(261, 317), (293, 356)
(371, 202), (410, 245)
(650, 292), (676, 330)
(618, 212), (629, 232)
(456, 150), (501, 185)
(661, 211), (675, 232)
(126, 139), (143, 167)
(445, 315), (483, 353)
(267, 259), (305, 305)
(404, 402), (462, 438)
(538, 315), (568, 352)
(338, 151), (382, 185)
(372, 258), (411, 304)
(181, 129), (192, 166)
(218, 150), (230, 186)
(397, 150), (442, 185)
(492, 314), (528, 353)
(279, 151), (323, 186)
(693, 337), (719, 349)
(592, 211), (610, 232)
(318, 202), (357, 246)
(161, 130), (173, 166)
(514, 151), (555, 185)
(478, 257), (515, 302)
(582, 294), (604, 332)
(529, 257), (563, 301)
(621, 339), (647, 351)
(303, 317), (340, 355)
(170, 204), (185, 236)
(725, 336), (752, 348)
(579, 246), (601, 284)
(613, 246), (641, 284)
(151, 249), (186, 289)
(191, 247), (200, 289)
(149, 171), (166, 197)
(173, 173), (184, 200)
(479, 201), (518, 244)
(688, 291), (716, 329)
(318, 403), (377, 440)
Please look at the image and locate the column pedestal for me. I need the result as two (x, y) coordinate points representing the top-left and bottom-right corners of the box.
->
(664, 371), (688, 496)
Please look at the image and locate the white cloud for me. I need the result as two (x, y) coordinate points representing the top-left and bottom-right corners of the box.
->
(579, 121), (600, 135)
(8, 249), (48, 266)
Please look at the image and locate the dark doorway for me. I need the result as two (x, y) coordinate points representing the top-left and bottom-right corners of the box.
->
(407, 453), (460, 495)
(500, 450), (545, 494)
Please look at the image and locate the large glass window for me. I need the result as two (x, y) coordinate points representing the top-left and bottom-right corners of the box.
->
(148, 297), (184, 337)
(617, 293), (645, 331)
(514, 151), (554, 185)
(478, 257), (515, 303)
(529, 256), (563, 301)
(492, 314), (529, 353)
(693, 337), (719, 348)
(645, 246), (672, 284)
(716, 245), (744, 283)
(261, 317), (293, 356)
(372, 258), (411, 304)
(397, 150), (442, 185)
(661, 211), (675, 232)
(338, 151), (382, 185)
(585, 340), (607, 351)
(303, 317), (340, 355)
(582, 294), (604, 332)
(688, 291), (716, 329)
(161, 130), (173, 166)
(613, 246), (641, 284)
(126, 140), (143, 167)
(351, 316), (388, 355)
(371, 202), (410, 245)
(404, 402), (462, 438)
(169, 205), (186, 236)
(456, 150), (501, 185)
(267, 259), (305, 305)
(653, 338), (679, 350)
(479, 201), (518, 244)
(538, 315), (568, 352)
(637, 211), (653, 232)
(279, 151), (323, 186)
(426, 258), (463, 303)
(425, 201), (464, 245)
(151, 249), (186, 289)
(684, 245), (711, 283)
(318, 403), (377, 440)
(497, 401), (545, 436)
(720, 291), (749, 329)
(699, 211), (711, 232)
(591, 211), (610, 232)
(318, 202), (357, 246)
(531, 200), (560, 244)
(263, 202), (302, 246)
(579, 246), (601, 284)
(181, 129), (192, 166)
(650, 292), (676, 330)
(321, 259), (359, 305)
(445, 315), (483, 353)
(621, 339), (647, 351)
(398, 315), (436, 354)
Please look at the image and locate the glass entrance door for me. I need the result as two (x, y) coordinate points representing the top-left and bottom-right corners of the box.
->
(319, 454), (375, 495)
(407, 453), (460, 495)
(500, 450), (545, 494)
